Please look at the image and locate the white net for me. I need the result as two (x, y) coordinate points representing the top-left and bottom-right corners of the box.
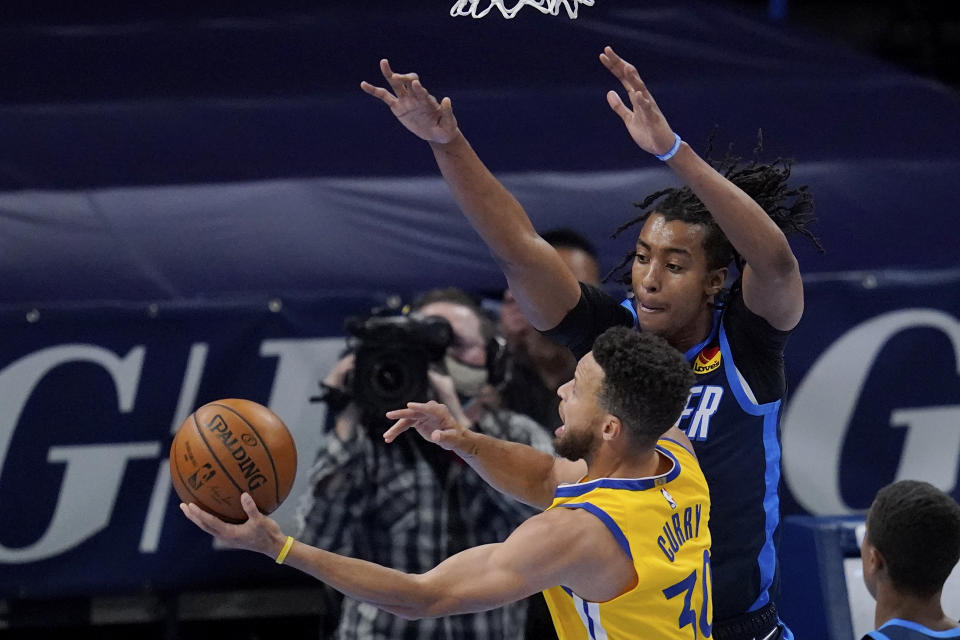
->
(450, 0), (595, 19)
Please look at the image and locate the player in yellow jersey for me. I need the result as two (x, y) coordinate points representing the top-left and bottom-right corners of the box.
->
(180, 326), (712, 639)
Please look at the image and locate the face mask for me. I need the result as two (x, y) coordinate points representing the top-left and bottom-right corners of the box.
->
(443, 355), (488, 398)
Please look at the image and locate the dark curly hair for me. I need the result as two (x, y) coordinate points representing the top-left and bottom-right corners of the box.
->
(591, 327), (695, 449)
(866, 480), (960, 597)
(605, 133), (822, 286)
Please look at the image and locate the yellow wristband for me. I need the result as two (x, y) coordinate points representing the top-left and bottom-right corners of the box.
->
(275, 535), (295, 565)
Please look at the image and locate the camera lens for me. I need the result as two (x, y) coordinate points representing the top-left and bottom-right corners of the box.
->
(347, 313), (446, 426)
(370, 357), (411, 398)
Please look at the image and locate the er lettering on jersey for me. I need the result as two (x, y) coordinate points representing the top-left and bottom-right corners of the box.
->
(676, 385), (724, 441)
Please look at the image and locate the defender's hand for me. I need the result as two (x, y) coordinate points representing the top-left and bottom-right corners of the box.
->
(599, 46), (677, 156)
(361, 59), (460, 144)
(180, 493), (287, 559)
(383, 400), (469, 451)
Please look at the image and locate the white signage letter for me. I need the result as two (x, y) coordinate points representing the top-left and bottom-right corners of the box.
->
(783, 310), (960, 515)
(0, 345), (147, 562)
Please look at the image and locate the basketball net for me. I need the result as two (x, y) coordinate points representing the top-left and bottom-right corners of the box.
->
(450, 0), (595, 19)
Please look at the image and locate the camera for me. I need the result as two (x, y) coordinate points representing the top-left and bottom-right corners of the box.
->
(344, 313), (454, 426)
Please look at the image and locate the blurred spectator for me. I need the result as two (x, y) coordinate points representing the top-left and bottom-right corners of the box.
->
(498, 228), (601, 431)
(295, 288), (553, 640)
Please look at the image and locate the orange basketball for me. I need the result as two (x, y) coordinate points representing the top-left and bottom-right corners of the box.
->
(169, 398), (297, 523)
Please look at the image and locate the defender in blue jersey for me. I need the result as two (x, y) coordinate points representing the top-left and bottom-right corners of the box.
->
(861, 480), (960, 640)
(361, 46), (820, 639)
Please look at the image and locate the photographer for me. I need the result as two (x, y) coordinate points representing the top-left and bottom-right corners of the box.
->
(293, 288), (554, 640)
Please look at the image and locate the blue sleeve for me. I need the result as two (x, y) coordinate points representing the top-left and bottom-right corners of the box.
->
(721, 287), (791, 404)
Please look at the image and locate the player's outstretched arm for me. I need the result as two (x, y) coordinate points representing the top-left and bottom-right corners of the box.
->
(362, 59), (581, 331)
(182, 493), (447, 617)
(384, 401), (586, 510)
(183, 495), (633, 620)
(600, 46), (803, 331)
(394, 506), (637, 618)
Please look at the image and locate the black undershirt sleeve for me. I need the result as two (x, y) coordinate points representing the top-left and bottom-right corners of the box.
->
(540, 283), (635, 359)
(721, 289), (794, 405)
(540, 283), (793, 405)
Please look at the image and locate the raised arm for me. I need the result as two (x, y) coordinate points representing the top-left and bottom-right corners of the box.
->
(600, 46), (803, 330)
(361, 59), (581, 330)
(182, 493), (634, 619)
(383, 401), (586, 510)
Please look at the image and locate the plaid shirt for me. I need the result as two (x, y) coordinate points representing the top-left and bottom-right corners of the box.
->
(294, 409), (555, 640)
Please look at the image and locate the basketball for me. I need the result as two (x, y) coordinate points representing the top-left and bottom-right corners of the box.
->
(169, 398), (297, 523)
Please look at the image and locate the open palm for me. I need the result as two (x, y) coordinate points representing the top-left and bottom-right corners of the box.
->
(599, 46), (677, 156)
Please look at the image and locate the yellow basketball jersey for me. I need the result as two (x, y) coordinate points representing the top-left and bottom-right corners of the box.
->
(543, 438), (713, 639)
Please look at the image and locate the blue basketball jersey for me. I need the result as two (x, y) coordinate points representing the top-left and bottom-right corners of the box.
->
(620, 295), (786, 619)
(864, 619), (960, 640)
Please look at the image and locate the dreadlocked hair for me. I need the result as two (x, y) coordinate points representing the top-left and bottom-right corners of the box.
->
(604, 132), (822, 287)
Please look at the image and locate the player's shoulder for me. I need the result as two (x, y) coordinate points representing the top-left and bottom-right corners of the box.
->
(527, 504), (633, 576)
(656, 434), (699, 470)
(720, 286), (793, 340)
(533, 501), (614, 541)
(509, 506), (614, 563)
(567, 282), (634, 329)
(584, 283), (633, 317)
(656, 437), (709, 496)
(504, 500), (636, 601)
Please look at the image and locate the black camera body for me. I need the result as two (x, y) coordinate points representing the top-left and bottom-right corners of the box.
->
(345, 313), (453, 427)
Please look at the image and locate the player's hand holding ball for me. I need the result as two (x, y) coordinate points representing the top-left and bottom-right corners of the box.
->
(169, 398), (297, 523)
(173, 398), (298, 561)
(181, 491), (287, 560)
